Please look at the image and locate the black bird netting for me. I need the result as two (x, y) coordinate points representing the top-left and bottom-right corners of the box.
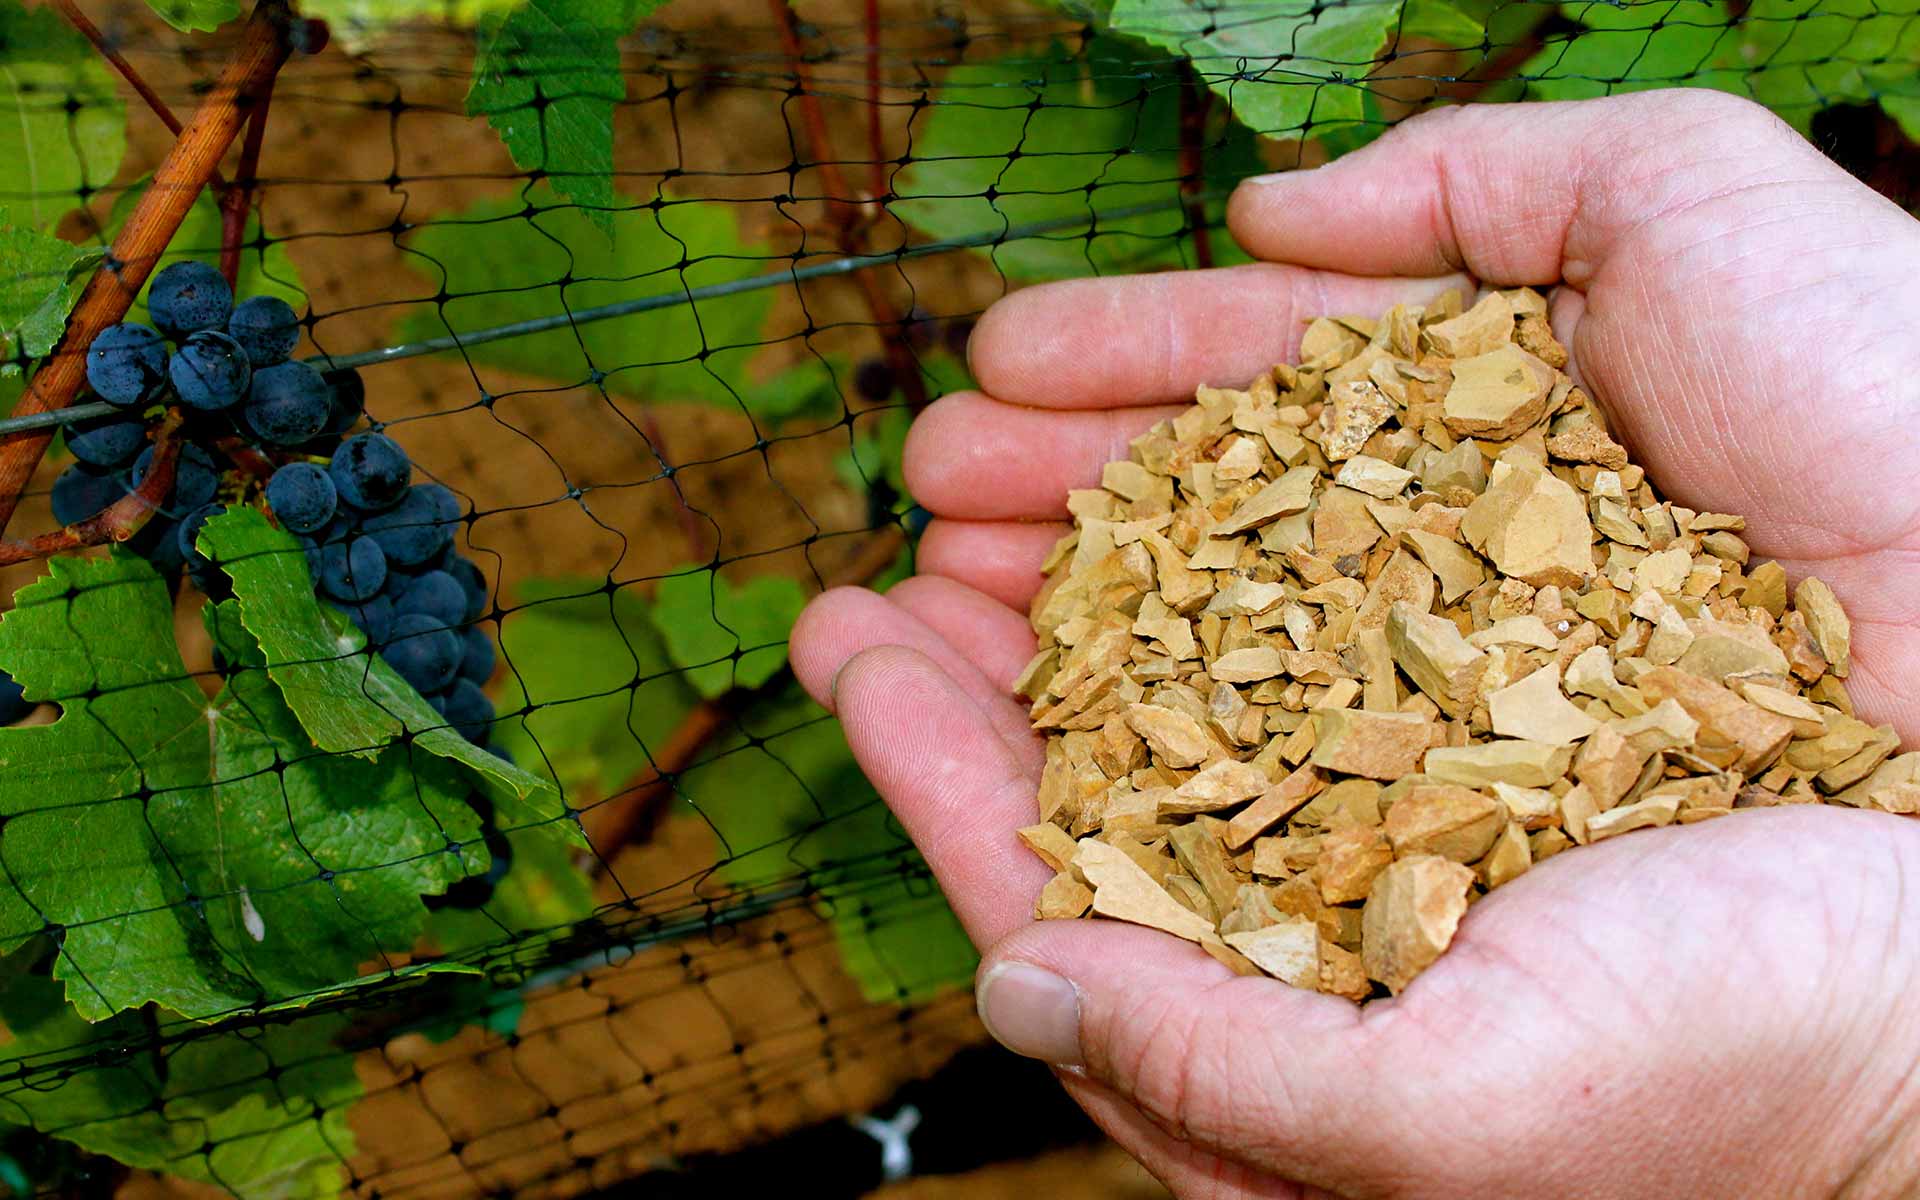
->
(0, 0), (1914, 1195)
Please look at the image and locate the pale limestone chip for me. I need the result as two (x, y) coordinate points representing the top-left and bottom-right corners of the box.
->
(1361, 855), (1474, 995)
(1316, 824), (1395, 904)
(1386, 603), (1487, 717)
(1354, 549), (1437, 633)
(1564, 645), (1646, 716)
(1425, 740), (1574, 788)
(1461, 460), (1595, 589)
(1125, 703), (1215, 768)
(1794, 577), (1851, 678)
(1676, 613), (1789, 681)
(1214, 435), (1267, 481)
(1475, 821), (1531, 888)
(1319, 379), (1395, 461)
(1209, 646), (1287, 683)
(1422, 291), (1513, 358)
(1423, 440), (1487, 495)
(1101, 460), (1157, 502)
(1383, 784), (1503, 863)
(1468, 615), (1558, 650)
(1225, 917), (1321, 988)
(1205, 576), (1290, 617)
(1401, 528), (1486, 605)
(1310, 709), (1439, 780)
(1017, 823), (1081, 872)
(1077, 839), (1217, 943)
(1225, 764), (1328, 848)
(1035, 872), (1094, 920)
(1585, 792), (1681, 841)
(1334, 455), (1415, 500)
(1634, 545), (1693, 595)
(1490, 782), (1561, 831)
(1213, 465), (1319, 535)
(1441, 345), (1555, 440)
(1736, 681), (1827, 738)
(1162, 759), (1271, 815)
(1169, 823), (1242, 915)
(1488, 663), (1600, 745)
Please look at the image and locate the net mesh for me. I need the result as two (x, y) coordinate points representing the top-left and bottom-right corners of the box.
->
(0, 0), (1914, 1195)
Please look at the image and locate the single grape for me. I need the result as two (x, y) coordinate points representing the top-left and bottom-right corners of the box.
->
(362, 485), (457, 568)
(147, 260), (232, 339)
(458, 624), (496, 685)
(244, 360), (332, 446)
(342, 594), (395, 646)
(444, 555), (488, 623)
(853, 357), (896, 403)
(319, 368), (365, 437)
(177, 503), (230, 597)
(328, 432), (410, 512)
(66, 412), (148, 468)
(264, 462), (337, 534)
(168, 330), (252, 411)
(382, 612), (460, 693)
(316, 534), (387, 603)
(395, 570), (465, 627)
(226, 296), (300, 366)
(132, 441), (219, 512)
(435, 678), (494, 744)
(85, 323), (169, 407)
(130, 513), (185, 575)
(0, 668), (31, 727)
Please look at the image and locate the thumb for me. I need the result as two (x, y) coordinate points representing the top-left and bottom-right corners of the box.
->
(974, 920), (1453, 1192)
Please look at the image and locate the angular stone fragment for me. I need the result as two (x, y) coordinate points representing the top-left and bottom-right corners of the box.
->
(1675, 614), (1789, 681)
(1425, 740), (1574, 788)
(1126, 703), (1215, 768)
(1383, 784), (1504, 863)
(1319, 380), (1395, 461)
(1161, 758), (1271, 815)
(1225, 763), (1328, 848)
(1169, 822), (1243, 915)
(1585, 793), (1680, 841)
(1309, 708), (1440, 780)
(1354, 550), (1437, 633)
(1335, 455), (1415, 499)
(1636, 667), (1792, 773)
(1386, 602), (1487, 717)
(1017, 823), (1081, 872)
(1213, 465), (1319, 535)
(1209, 646), (1287, 683)
(1402, 528), (1486, 605)
(1794, 577), (1851, 677)
(1035, 872), (1095, 919)
(1423, 291), (1513, 358)
(1361, 855), (1474, 995)
(1225, 917), (1321, 988)
(1488, 663), (1599, 745)
(1316, 824), (1395, 904)
(1572, 724), (1649, 810)
(1076, 839), (1217, 943)
(1462, 461), (1595, 588)
(1475, 821), (1531, 888)
(1546, 421), (1628, 470)
(1442, 345), (1555, 440)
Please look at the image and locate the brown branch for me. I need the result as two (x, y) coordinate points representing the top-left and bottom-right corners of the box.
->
(863, 0), (886, 205)
(581, 524), (908, 870)
(0, 2), (291, 539)
(213, 435), (277, 484)
(49, 0), (232, 192)
(219, 80), (275, 286)
(0, 409), (183, 566)
(1178, 71), (1214, 271)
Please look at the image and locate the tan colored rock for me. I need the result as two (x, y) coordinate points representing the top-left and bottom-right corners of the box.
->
(1213, 465), (1320, 535)
(1161, 759), (1272, 815)
(1354, 550), (1437, 633)
(1461, 461), (1595, 588)
(1017, 823), (1081, 872)
(1423, 291), (1514, 358)
(1402, 528), (1486, 605)
(1310, 708), (1440, 780)
(1794, 577), (1851, 677)
(1335, 455), (1415, 499)
(1319, 379), (1396, 461)
(1425, 739), (1574, 788)
(1387, 602), (1488, 717)
(1442, 345), (1556, 440)
(1076, 838), (1217, 943)
(1488, 663), (1600, 745)
(1316, 824), (1395, 904)
(1035, 872), (1095, 919)
(1225, 918), (1321, 988)
(1225, 764), (1328, 849)
(1585, 792), (1681, 841)
(1474, 821), (1532, 888)
(1126, 703), (1215, 768)
(1209, 646), (1287, 683)
(1361, 856), (1474, 995)
(1383, 784), (1504, 863)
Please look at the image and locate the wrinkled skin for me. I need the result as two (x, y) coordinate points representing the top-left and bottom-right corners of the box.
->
(790, 92), (1920, 1198)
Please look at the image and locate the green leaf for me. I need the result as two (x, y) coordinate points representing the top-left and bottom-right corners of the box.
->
(141, 0), (241, 32)
(1721, 0), (1920, 129)
(424, 827), (595, 956)
(1105, 0), (1397, 139)
(1400, 0), (1485, 45)
(467, 0), (668, 239)
(299, 0), (525, 51)
(650, 566), (806, 700)
(198, 508), (570, 840)
(895, 39), (1260, 280)
(491, 578), (699, 797)
(0, 0), (127, 231)
(106, 182), (306, 313)
(1883, 92), (1920, 140)
(0, 216), (93, 360)
(836, 404), (913, 508)
(398, 185), (778, 405)
(1523, 0), (1738, 101)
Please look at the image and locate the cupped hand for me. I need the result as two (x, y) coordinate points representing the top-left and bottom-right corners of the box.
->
(790, 91), (1920, 1198)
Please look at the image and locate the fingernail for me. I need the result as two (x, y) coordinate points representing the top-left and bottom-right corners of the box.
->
(977, 962), (1083, 1065)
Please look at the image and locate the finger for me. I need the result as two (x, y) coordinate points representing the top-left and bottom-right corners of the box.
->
(917, 518), (1064, 612)
(886, 574), (1036, 694)
(969, 265), (1473, 409)
(829, 645), (1051, 945)
(789, 587), (1038, 771)
(904, 392), (1181, 520)
(974, 919), (1434, 1191)
(1225, 91), (1839, 284)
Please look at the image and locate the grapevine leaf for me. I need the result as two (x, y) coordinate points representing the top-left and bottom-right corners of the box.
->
(1720, 0), (1920, 130)
(1105, 0), (1397, 138)
(398, 185), (778, 406)
(423, 827), (595, 956)
(0, 0), (127, 231)
(895, 39), (1260, 280)
(467, 0), (669, 239)
(0, 553), (251, 1021)
(1523, 0), (1738, 101)
(0, 216), (94, 359)
(197, 508), (571, 841)
(1400, 0), (1484, 45)
(106, 182), (306, 311)
(649, 566), (807, 700)
(1883, 92), (1920, 140)
(141, 0), (241, 32)
(491, 578), (698, 797)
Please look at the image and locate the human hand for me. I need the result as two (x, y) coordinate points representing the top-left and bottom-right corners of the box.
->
(791, 91), (1920, 1198)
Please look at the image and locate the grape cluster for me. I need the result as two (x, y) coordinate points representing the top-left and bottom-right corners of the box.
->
(36, 262), (503, 754)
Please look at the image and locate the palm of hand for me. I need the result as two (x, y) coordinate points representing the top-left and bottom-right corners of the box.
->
(791, 91), (1920, 1197)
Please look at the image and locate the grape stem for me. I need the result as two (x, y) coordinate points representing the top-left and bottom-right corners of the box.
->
(0, 409), (184, 566)
(0, 1), (293, 540)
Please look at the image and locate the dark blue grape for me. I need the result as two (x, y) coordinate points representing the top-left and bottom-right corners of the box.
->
(342, 594), (395, 646)
(435, 678), (494, 744)
(130, 514), (185, 575)
(132, 441), (219, 512)
(445, 555), (488, 623)
(50, 463), (125, 525)
(458, 624), (496, 685)
(227, 296), (300, 366)
(395, 570), (465, 627)
(320, 368), (364, 436)
(168, 330), (251, 411)
(329, 432), (410, 512)
(362, 485), (457, 568)
(317, 534), (387, 602)
(178, 503), (230, 596)
(85, 323), (169, 407)
(66, 412), (148, 468)
(244, 360), (332, 446)
(382, 612), (460, 693)
(264, 462), (336, 534)
(147, 261), (232, 339)
(0, 668), (31, 727)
